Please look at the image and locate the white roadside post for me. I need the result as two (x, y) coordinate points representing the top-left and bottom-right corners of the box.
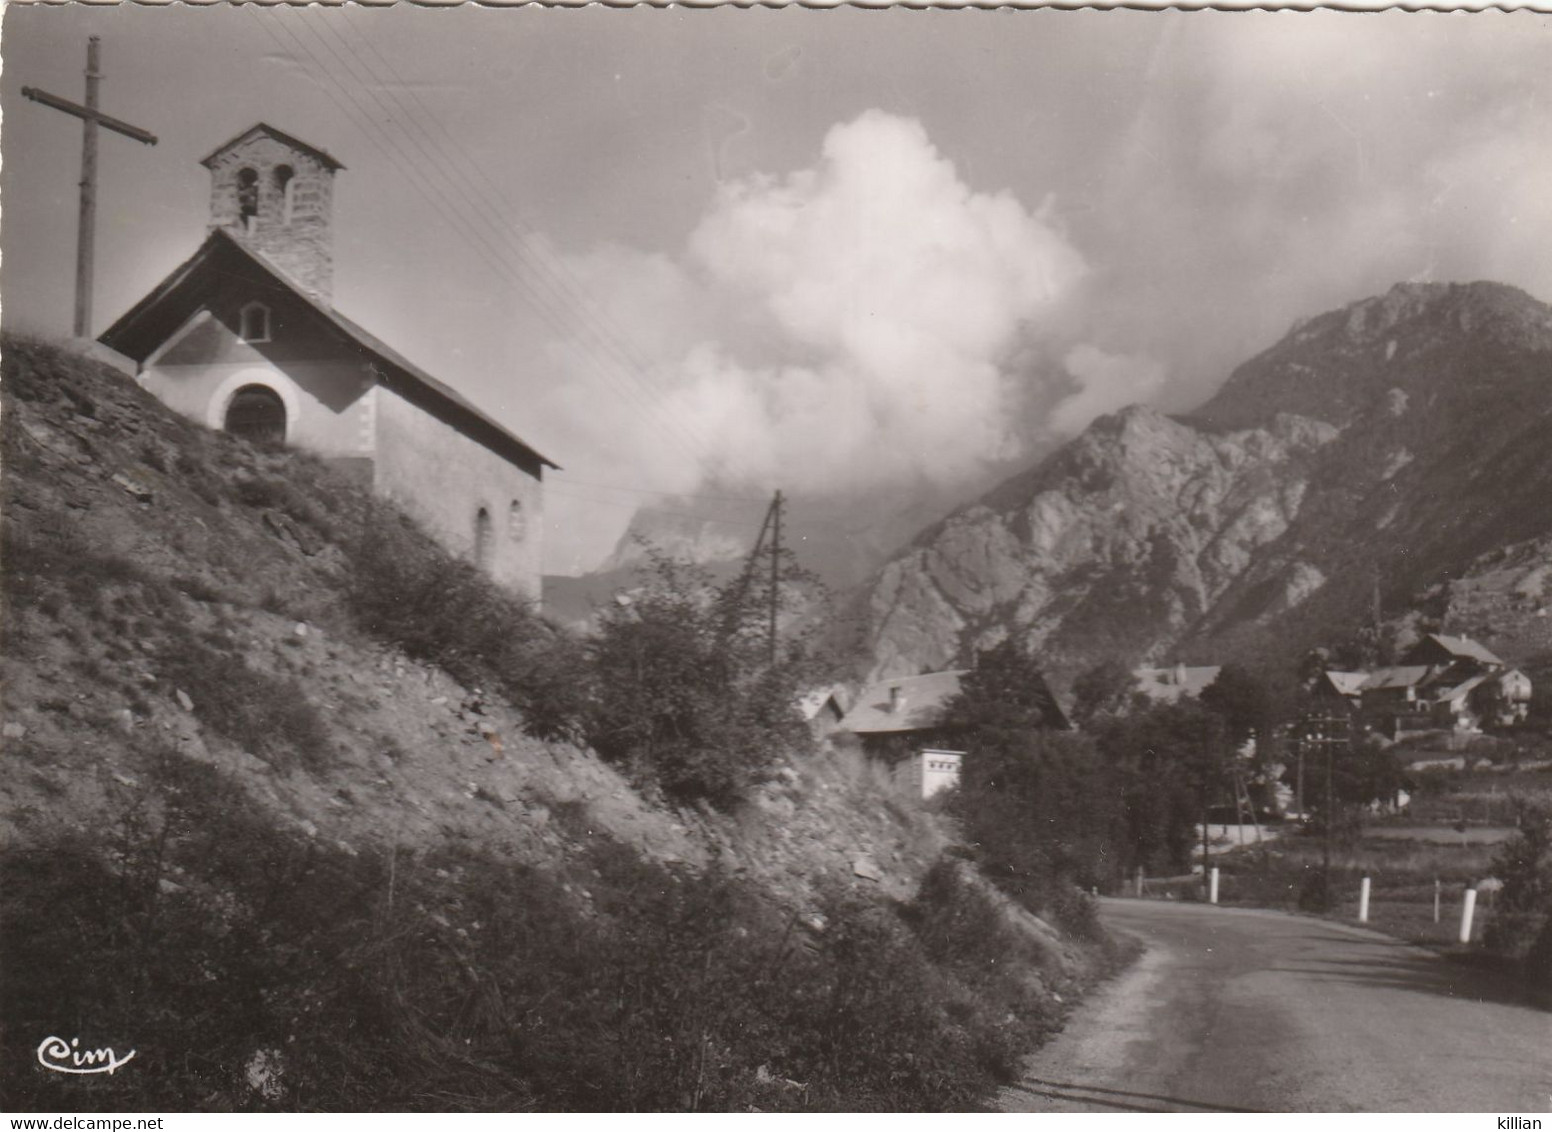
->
(1209, 867), (1220, 905)
(1434, 877), (1441, 924)
(1459, 886), (1478, 944)
(1358, 876), (1370, 924)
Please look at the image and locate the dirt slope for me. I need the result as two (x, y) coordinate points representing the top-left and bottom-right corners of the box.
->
(0, 333), (974, 906)
(1, 335), (1114, 1111)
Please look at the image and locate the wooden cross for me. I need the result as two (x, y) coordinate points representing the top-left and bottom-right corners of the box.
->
(22, 36), (158, 338)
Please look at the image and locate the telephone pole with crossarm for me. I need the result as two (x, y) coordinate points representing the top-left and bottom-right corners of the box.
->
(22, 36), (158, 338)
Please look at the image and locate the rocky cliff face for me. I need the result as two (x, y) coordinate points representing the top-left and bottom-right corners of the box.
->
(548, 479), (996, 629)
(854, 282), (1552, 683)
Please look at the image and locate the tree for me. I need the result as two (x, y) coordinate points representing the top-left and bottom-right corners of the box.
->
(1485, 800), (1552, 958)
(1199, 663), (1276, 747)
(1332, 737), (1408, 814)
(1069, 659), (1140, 727)
(940, 638), (1066, 754)
(942, 640), (1117, 923)
(1199, 663), (1300, 818)
(584, 546), (815, 806)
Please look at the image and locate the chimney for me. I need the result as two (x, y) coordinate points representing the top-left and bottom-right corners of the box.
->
(888, 685), (905, 714)
(1174, 662), (1187, 686)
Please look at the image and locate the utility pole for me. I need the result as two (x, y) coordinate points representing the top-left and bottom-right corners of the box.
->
(722, 489), (784, 667)
(1324, 725), (1334, 906)
(1296, 743), (1306, 824)
(768, 490), (784, 667)
(1296, 709), (1347, 907)
(22, 37), (158, 337)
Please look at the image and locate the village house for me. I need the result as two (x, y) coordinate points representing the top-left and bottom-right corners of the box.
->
(97, 124), (555, 602)
(1315, 633), (1532, 740)
(798, 684), (850, 742)
(1134, 663), (1222, 706)
(835, 668), (1068, 800)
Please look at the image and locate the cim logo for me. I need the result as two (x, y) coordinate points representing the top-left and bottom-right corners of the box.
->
(36, 1035), (137, 1076)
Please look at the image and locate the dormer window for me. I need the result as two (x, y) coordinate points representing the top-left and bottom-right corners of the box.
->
(236, 167), (259, 231)
(239, 301), (272, 344)
(275, 165), (296, 225)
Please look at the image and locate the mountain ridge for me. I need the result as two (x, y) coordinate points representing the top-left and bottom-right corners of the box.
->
(849, 280), (1552, 684)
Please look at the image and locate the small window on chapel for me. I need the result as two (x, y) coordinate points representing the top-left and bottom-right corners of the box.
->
(239, 302), (271, 344)
(275, 165), (296, 226)
(508, 500), (526, 541)
(474, 508), (495, 570)
(236, 167), (259, 231)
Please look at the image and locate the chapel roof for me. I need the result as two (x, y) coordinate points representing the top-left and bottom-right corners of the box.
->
(99, 228), (557, 474)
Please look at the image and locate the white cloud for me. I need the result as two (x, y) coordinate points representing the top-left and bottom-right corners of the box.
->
(544, 109), (1090, 503)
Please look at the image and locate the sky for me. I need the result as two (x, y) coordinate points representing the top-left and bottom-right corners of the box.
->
(4, 6), (1550, 575)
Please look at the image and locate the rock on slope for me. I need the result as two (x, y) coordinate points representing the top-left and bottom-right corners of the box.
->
(855, 282), (1552, 682)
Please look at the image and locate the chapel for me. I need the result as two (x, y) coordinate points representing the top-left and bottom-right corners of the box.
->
(99, 123), (554, 602)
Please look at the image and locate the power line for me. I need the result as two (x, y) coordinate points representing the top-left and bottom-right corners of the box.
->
(344, 22), (729, 468)
(550, 477), (767, 505)
(245, 10), (728, 483)
(546, 485), (770, 528)
(286, 11), (731, 478)
(263, 14), (707, 465)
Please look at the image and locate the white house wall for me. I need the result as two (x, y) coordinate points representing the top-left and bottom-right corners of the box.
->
(372, 385), (543, 603)
(141, 359), (375, 459)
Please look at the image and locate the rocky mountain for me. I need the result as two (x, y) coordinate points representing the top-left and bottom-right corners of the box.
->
(545, 479), (992, 628)
(1397, 532), (1552, 687)
(851, 282), (1552, 684)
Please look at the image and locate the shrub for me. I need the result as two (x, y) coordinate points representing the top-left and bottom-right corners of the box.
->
(1485, 800), (1552, 959)
(900, 859), (1063, 1080)
(944, 640), (1119, 930)
(1523, 913), (1552, 995)
(345, 506), (587, 741)
(0, 754), (1060, 1112)
(583, 548), (815, 807)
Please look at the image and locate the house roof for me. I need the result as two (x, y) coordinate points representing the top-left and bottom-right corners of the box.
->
(1412, 633), (1504, 667)
(1322, 671), (1368, 697)
(1134, 665), (1222, 705)
(199, 123), (346, 171)
(1430, 672), (1489, 704)
(798, 685), (849, 722)
(99, 229), (557, 473)
(839, 670), (969, 735)
(1359, 666), (1434, 692)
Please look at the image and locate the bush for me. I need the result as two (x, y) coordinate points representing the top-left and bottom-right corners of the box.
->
(1484, 800), (1552, 959)
(1523, 913), (1552, 995)
(583, 548), (814, 807)
(944, 640), (1119, 930)
(0, 749), (1060, 1112)
(901, 859), (1064, 1080)
(346, 506), (588, 741)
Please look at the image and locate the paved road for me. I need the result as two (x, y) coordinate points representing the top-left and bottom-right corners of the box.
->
(1001, 899), (1551, 1113)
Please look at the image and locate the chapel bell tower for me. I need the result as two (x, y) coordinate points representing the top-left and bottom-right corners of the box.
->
(201, 123), (344, 304)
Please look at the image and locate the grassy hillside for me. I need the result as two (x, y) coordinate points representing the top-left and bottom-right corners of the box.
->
(0, 336), (1117, 1111)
